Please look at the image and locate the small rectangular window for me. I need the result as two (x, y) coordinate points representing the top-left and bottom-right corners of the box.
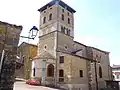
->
(68, 18), (70, 24)
(60, 56), (64, 63)
(59, 69), (64, 82)
(59, 69), (64, 77)
(79, 70), (83, 77)
(62, 14), (64, 21)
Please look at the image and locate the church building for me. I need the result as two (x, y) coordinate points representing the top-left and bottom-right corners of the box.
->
(31, 0), (112, 90)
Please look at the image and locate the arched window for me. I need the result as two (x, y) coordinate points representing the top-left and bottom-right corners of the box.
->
(47, 64), (54, 77)
(99, 66), (102, 78)
(68, 18), (70, 24)
(43, 17), (46, 24)
(62, 14), (64, 21)
(49, 13), (52, 20)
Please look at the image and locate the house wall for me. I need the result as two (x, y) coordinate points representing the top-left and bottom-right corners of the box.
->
(38, 32), (57, 58)
(73, 42), (87, 57)
(15, 43), (37, 79)
(112, 68), (120, 81)
(56, 52), (89, 90)
(57, 32), (74, 52)
(91, 48), (111, 89)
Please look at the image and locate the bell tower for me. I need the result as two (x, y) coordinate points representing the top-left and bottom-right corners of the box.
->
(37, 0), (76, 85)
(38, 0), (75, 37)
(38, 0), (76, 55)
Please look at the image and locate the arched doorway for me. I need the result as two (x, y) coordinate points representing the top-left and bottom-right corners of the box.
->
(47, 64), (54, 77)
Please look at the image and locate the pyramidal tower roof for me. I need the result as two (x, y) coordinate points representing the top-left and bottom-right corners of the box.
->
(38, 0), (76, 13)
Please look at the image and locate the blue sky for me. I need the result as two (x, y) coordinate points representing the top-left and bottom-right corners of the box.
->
(0, 0), (119, 65)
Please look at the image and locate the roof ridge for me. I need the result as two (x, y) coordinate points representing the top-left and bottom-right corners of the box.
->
(0, 21), (22, 29)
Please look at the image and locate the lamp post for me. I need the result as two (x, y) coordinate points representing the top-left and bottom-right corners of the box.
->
(20, 26), (39, 40)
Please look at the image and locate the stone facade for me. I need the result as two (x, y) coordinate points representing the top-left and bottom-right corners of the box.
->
(31, 0), (112, 90)
(61, 54), (89, 90)
(86, 47), (112, 90)
(0, 21), (22, 90)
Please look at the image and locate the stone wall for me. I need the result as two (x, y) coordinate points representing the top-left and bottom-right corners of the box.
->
(0, 21), (22, 90)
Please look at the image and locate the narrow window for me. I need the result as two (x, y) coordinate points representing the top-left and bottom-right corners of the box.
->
(68, 18), (70, 24)
(43, 17), (46, 24)
(33, 68), (35, 76)
(59, 69), (64, 77)
(79, 70), (83, 77)
(99, 66), (102, 78)
(62, 14), (64, 21)
(59, 69), (64, 82)
(68, 12), (69, 16)
(49, 13), (52, 20)
(62, 9), (64, 13)
(60, 56), (64, 63)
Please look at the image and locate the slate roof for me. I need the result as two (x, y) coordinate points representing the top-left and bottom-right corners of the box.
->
(38, 0), (76, 13)
(0, 21), (22, 29)
(33, 51), (55, 60)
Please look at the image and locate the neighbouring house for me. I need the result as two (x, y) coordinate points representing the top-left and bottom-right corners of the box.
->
(15, 42), (38, 79)
(31, 0), (113, 90)
(0, 21), (22, 57)
(0, 21), (22, 90)
(112, 65), (120, 81)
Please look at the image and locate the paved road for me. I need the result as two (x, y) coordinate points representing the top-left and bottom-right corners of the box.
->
(14, 81), (58, 90)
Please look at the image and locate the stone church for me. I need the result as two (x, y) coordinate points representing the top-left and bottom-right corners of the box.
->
(31, 0), (112, 90)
